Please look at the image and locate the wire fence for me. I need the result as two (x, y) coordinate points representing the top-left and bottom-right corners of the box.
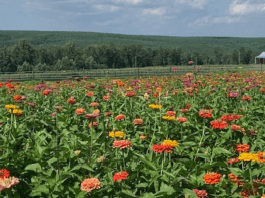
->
(0, 64), (264, 81)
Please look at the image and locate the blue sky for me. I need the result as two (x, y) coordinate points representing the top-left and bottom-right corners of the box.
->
(0, 0), (265, 37)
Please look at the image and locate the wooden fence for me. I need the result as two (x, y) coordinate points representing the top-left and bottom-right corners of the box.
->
(0, 64), (264, 81)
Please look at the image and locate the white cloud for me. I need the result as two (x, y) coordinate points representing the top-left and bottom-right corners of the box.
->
(112, 0), (144, 4)
(213, 16), (241, 24)
(142, 7), (166, 16)
(175, 0), (209, 9)
(228, 0), (265, 15)
(188, 15), (242, 27)
(93, 4), (120, 12)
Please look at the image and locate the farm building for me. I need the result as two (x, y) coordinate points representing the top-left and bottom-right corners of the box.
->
(255, 52), (265, 64)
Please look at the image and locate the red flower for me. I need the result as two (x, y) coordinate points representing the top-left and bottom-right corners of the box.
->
(13, 95), (21, 101)
(90, 102), (99, 107)
(67, 97), (76, 104)
(221, 114), (243, 122)
(115, 114), (125, 121)
(0, 169), (10, 179)
(235, 144), (250, 153)
(88, 121), (98, 128)
(43, 90), (50, 95)
(166, 111), (176, 116)
(113, 171), (129, 182)
(152, 144), (174, 153)
(125, 91), (136, 97)
(86, 92), (94, 97)
(210, 120), (228, 129)
(113, 140), (132, 149)
(193, 189), (208, 198)
(105, 111), (112, 116)
(103, 96), (110, 101)
(133, 119), (144, 125)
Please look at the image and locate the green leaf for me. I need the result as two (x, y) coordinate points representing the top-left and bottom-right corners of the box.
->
(154, 184), (175, 197)
(136, 154), (157, 171)
(139, 193), (155, 198)
(183, 189), (197, 198)
(213, 147), (231, 155)
(25, 163), (42, 172)
(229, 168), (243, 176)
(136, 183), (148, 188)
(75, 191), (87, 198)
(47, 157), (58, 166)
(31, 185), (49, 195)
(122, 189), (137, 197)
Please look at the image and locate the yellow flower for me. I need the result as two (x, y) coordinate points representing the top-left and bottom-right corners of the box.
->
(162, 116), (176, 121)
(162, 140), (179, 147)
(5, 104), (19, 109)
(149, 104), (162, 109)
(8, 109), (22, 114)
(128, 87), (133, 91)
(109, 131), (125, 138)
(74, 150), (81, 156)
(238, 153), (258, 162)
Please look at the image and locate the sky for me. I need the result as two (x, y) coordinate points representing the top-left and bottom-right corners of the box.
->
(0, 0), (265, 37)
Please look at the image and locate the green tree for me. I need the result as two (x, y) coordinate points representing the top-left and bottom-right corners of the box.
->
(214, 46), (224, 64)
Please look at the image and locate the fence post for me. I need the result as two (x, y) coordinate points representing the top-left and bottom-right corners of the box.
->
(32, 70), (34, 80)
(137, 67), (139, 78)
(169, 67), (172, 77)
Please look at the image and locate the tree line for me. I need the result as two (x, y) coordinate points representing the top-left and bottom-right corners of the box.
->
(0, 39), (255, 72)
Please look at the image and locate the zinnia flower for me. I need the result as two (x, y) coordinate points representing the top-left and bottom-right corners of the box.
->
(162, 116), (175, 121)
(125, 91), (136, 97)
(210, 120), (228, 129)
(149, 104), (162, 109)
(109, 131), (125, 138)
(242, 95), (251, 101)
(0, 169), (9, 179)
(113, 140), (132, 149)
(238, 153), (258, 162)
(88, 121), (98, 128)
(90, 102), (99, 107)
(0, 176), (19, 190)
(162, 140), (179, 147)
(235, 144), (250, 153)
(103, 96), (110, 101)
(177, 117), (187, 123)
(228, 173), (244, 186)
(192, 189), (208, 198)
(115, 114), (125, 121)
(231, 125), (241, 131)
(198, 109), (213, 119)
(133, 118), (144, 125)
(13, 95), (21, 101)
(75, 108), (85, 115)
(86, 92), (94, 97)
(80, 178), (101, 193)
(166, 111), (176, 116)
(227, 158), (239, 165)
(43, 89), (50, 95)
(113, 171), (129, 182)
(67, 97), (76, 104)
(203, 172), (221, 185)
(74, 150), (81, 156)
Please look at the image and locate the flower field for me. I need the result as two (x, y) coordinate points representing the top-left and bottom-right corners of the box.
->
(1, 71), (265, 197)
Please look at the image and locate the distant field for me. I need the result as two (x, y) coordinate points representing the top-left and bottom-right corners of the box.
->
(0, 64), (263, 81)
(0, 30), (265, 57)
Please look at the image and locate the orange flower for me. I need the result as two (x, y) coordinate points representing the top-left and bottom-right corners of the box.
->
(80, 178), (101, 193)
(177, 117), (187, 123)
(13, 95), (21, 101)
(133, 119), (144, 125)
(67, 97), (76, 104)
(231, 124), (241, 131)
(117, 81), (125, 86)
(192, 189), (207, 198)
(125, 91), (136, 97)
(43, 90), (50, 95)
(88, 121), (98, 128)
(5, 84), (14, 89)
(242, 95), (251, 101)
(156, 87), (162, 92)
(235, 144), (250, 153)
(210, 120), (228, 129)
(103, 95), (110, 101)
(113, 140), (132, 149)
(115, 114), (125, 121)
(90, 102), (99, 107)
(75, 108), (85, 115)
(203, 172), (221, 185)
(166, 111), (176, 116)
(228, 173), (244, 186)
(227, 158), (239, 165)
(113, 171), (129, 182)
(139, 135), (147, 139)
(198, 109), (213, 119)
(86, 92), (94, 97)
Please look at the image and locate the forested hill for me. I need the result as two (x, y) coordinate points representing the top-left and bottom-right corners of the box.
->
(0, 30), (264, 72)
(0, 30), (265, 57)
